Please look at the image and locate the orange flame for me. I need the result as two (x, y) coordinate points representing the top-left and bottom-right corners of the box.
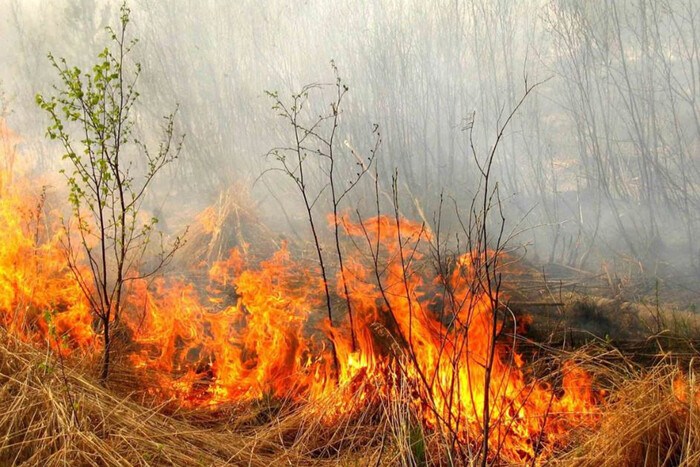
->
(0, 120), (95, 353)
(0, 120), (601, 463)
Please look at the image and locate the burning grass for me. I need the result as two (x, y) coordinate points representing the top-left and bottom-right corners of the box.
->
(0, 206), (604, 464)
(0, 327), (388, 466)
(4, 326), (700, 466)
(0, 117), (607, 464)
(1, 120), (699, 466)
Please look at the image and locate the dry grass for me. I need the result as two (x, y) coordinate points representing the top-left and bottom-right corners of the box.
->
(554, 361), (700, 467)
(3, 324), (700, 466)
(174, 184), (281, 268)
(0, 328), (413, 466)
(0, 330), (253, 466)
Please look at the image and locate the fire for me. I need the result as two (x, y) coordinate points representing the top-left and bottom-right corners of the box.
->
(0, 120), (95, 353)
(0, 119), (601, 463)
(673, 373), (700, 406)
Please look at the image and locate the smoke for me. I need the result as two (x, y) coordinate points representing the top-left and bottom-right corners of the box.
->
(1, 0), (699, 277)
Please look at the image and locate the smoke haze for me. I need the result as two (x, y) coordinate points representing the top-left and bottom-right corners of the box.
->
(2, 0), (699, 277)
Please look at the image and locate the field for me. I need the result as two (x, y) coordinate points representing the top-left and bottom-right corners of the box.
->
(3, 295), (700, 466)
(3, 1), (700, 464)
(2, 117), (700, 464)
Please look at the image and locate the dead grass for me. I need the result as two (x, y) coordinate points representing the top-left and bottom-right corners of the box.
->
(3, 322), (700, 466)
(0, 328), (404, 466)
(554, 362), (700, 467)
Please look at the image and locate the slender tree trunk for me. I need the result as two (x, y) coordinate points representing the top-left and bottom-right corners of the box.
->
(101, 316), (110, 383)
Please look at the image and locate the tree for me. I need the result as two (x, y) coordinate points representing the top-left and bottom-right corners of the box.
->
(265, 64), (378, 372)
(36, 2), (184, 382)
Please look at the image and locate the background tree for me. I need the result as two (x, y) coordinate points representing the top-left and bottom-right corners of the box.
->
(36, 2), (184, 381)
